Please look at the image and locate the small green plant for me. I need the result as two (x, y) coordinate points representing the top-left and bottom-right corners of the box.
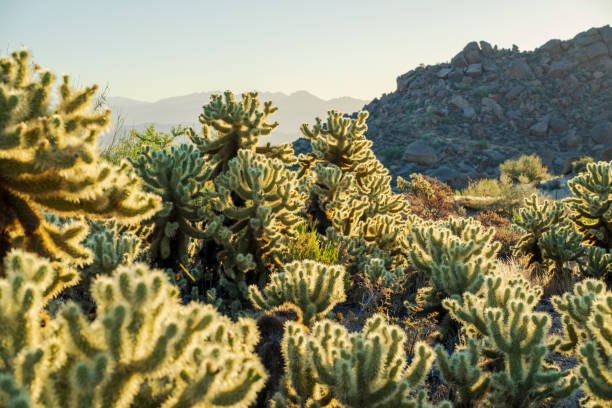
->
(499, 154), (550, 184)
(102, 124), (184, 164)
(248, 259), (346, 327)
(570, 156), (595, 174)
(379, 145), (404, 162)
(475, 139), (488, 149)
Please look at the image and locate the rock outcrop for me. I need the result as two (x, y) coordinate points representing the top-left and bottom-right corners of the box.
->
(359, 25), (612, 186)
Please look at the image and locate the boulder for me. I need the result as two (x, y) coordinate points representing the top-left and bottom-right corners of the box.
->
(583, 41), (610, 60)
(599, 144), (612, 161)
(574, 28), (602, 47)
(447, 69), (463, 81)
(396, 71), (415, 91)
(403, 140), (437, 165)
(507, 58), (533, 79)
(481, 97), (504, 119)
(465, 50), (481, 65)
(465, 63), (483, 78)
(437, 68), (452, 79)
(463, 106), (476, 120)
(451, 52), (468, 68)
(482, 62), (498, 72)
(560, 129), (582, 148)
(591, 121), (612, 144)
(549, 117), (569, 133)
(504, 85), (524, 101)
(463, 41), (481, 54)
(479, 40), (494, 56)
(450, 94), (471, 110)
(538, 39), (562, 54)
(529, 118), (549, 137)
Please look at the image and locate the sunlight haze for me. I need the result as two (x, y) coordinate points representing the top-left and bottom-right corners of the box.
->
(3, 0), (611, 101)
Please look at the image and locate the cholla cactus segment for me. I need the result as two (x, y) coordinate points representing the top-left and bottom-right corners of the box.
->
(566, 161), (612, 249)
(512, 194), (567, 269)
(299, 110), (387, 188)
(539, 224), (586, 274)
(554, 280), (612, 407)
(363, 257), (405, 289)
(0, 49), (159, 264)
(583, 246), (612, 282)
(443, 272), (579, 408)
(408, 217), (500, 314)
(0, 249), (78, 368)
(209, 149), (304, 294)
(551, 278), (606, 353)
(434, 340), (490, 408)
(187, 90), (295, 179)
(130, 143), (212, 267)
(276, 315), (448, 408)
(0, 253), (267, 408)
(82, 226), (142, 279)
(248, 260), (346, 327)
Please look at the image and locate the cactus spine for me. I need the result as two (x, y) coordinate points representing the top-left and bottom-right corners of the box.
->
(0, 250), (267, 408)
(248, 260), (346, 327)
(0, 49), (159, 266)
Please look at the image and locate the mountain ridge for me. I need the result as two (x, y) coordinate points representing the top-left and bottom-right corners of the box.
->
(351, 25), (612, 186)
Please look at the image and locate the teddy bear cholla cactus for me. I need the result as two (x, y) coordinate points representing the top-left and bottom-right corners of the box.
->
(552, 279), (612, 407)
(565, 161), (612, 250)
(248, 260), (346, 327)
(0, 250), (267, 408)
(0, 49), (159, 266)
(440, 272), (580, 408)
(270, 314), (449, 408)
(187, 90), (296, 180)
(204, 149), (304, 301)
(130, 143), (212, 269)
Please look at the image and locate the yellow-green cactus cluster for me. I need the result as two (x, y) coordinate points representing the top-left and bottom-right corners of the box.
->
(270, 314), (449, 408)
(204, 149), (304, 300)
(130, 143), (212, 268)
(440, 271), (580, 408)
(565, 161), (612, 250)
(406, 217), (500, 321)
(0, 50), (159, 265)
(552, 279), (612, 407)
(187, 90), (296, 179)
(0, 250), (267, 408)
(248, 260), (346, 327)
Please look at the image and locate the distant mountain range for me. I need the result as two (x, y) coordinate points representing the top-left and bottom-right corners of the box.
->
(101, 91), (368, 146)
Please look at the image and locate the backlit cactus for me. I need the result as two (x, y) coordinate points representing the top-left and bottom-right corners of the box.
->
(442, 272), (579, 408)
(272, 314), (448, 408)
(552, 279), (612, 407)
(0, 250), (267, 408)
(566, 161), (612, 249)
(248, 260), (346, 327)
(0, 49), (159, 265)
(512, 194), (567, 270)
(187, 90), (296, 180)
(130, 143), (212, 268)
(204, 149), (304, 300)
(406, 216), (500, 332)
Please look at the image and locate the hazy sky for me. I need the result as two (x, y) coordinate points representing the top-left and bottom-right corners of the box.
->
(3, 1), (611, 101)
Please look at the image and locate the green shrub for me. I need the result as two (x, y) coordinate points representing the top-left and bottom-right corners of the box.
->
(379, 145), (404, 162)
(570, 156), (595, 174)
(499, 154), (550, 184)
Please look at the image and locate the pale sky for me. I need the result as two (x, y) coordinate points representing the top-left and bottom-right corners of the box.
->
(3, 0), (611, 101)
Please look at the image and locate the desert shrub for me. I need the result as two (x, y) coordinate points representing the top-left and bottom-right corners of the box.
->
(499, 154), (550, 184)
(282, 223), (346, 265)
(474, 209), (521, 259)
(399, 174), (463, 220)
(457, 175), (539, 215)
(570, 156), (595, 174)
(101, 124), (184, 164)
(378, 145), (404, 162)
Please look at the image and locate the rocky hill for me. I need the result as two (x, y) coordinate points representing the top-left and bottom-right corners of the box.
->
(351, 25), (612, 187)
